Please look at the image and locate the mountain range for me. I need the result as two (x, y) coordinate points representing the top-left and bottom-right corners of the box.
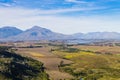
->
(0, 26), (70, 41)
(0, 26), (120, 41)
(72, 32), (120, 39)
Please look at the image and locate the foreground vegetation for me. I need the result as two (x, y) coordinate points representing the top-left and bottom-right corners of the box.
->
(53, 47), (120, 80)
(0, 46), (49, 80)
(1, 42), (120, 80)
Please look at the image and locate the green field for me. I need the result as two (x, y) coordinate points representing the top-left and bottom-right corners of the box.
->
(53, 47), (120, 80)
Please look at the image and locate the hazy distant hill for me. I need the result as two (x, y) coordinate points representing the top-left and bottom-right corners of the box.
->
(73, 32), (120, 39)
(71, 33), (84, 38)
(5, 26), (69, 41)
(0, 26), (23, 39)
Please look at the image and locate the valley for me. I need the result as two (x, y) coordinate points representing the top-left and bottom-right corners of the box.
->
(1, 41), (120, 80)
(0, 0), (120, 79)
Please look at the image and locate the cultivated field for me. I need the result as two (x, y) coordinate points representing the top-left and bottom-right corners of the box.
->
(15, 47), (73, 80)
(1, 42), (120, 80)
(74, 45), (120, 54)
(52, 45), (120, 80)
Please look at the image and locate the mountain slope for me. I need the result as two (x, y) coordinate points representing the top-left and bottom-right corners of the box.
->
(0, 26), (23, 38)
(0, 46), (49, 80)
(6, 26), (69, 41)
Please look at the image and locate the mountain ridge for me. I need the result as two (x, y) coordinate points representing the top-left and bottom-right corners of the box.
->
(0, 26), (70, 41)
(1, 26), (120, 41)
(73, 32), (120, 39)
(0, 26), (23, 39)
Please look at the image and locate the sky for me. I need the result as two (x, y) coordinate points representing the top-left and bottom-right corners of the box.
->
(0, 0), (120, 34)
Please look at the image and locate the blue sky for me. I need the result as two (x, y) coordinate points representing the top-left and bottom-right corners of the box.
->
(0, 0), (120, 34)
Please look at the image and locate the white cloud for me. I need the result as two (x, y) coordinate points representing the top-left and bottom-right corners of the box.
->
(0, 6), (106, 16)
(0, 7), (120, 34)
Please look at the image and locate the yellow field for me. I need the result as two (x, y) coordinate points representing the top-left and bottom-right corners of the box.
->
(66, 52), (95, 59)
(53, 51), (95, 59)
(28, 52), (45, 57)
(65, 52), (95, 59)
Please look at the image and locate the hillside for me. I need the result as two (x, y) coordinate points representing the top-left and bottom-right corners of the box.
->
(0, 26), (23, 39)
(0, 46), (49, 80)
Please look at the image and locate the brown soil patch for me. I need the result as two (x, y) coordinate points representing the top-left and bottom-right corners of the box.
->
(15, 47), (73, 80)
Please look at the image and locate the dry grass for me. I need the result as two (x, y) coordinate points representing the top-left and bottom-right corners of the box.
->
(47, 71), (73, 80)
(29, 52), (45, 57)
(15, 47), (73, 80)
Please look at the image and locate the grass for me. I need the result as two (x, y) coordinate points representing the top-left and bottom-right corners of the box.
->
(64, 51), (95, 59)
(75, 45), (120, 54)
(2, 42), (120, 80)
(54, 50), (95, 59)
(53, 47), (120, 80)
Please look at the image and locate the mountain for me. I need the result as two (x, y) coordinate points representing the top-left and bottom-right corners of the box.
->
(5, 26), (69, 41)
(73, 32), (120, 39)
(1, 26), (120, 41)
(0, 26), (23, 39)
